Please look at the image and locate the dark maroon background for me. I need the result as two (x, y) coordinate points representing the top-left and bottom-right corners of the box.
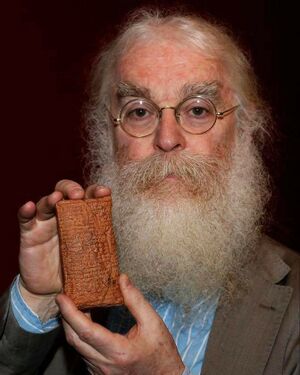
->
(1, 1), (299, 294)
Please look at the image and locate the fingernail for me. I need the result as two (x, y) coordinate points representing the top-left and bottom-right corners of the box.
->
(97, 185), (109, 193)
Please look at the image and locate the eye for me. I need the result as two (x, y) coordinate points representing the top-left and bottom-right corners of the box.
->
(178, 97), (216, 132)
(179, 97), (214, 121)
(122, 99), (156, 124)
(190, 106), (208, 117)
(120, 98), (157, 137)
(128, 107), (149, 119)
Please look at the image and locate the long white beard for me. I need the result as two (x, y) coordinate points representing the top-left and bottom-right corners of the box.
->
(98, 135), (270, 307)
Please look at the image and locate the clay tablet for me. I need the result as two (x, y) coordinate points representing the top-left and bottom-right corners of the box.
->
(56, 197), (123, 309)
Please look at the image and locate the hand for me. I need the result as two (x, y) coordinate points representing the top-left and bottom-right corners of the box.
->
(18, 179), (111, 319)
(56, 274), (185, 375)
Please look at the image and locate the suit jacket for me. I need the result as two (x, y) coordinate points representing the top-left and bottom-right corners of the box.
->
(0, 236), (299, 375)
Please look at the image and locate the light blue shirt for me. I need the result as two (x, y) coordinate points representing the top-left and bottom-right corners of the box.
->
(10, 276), (218, 374)
(10, 275), (60, 333)
(149, 294), (218, 375)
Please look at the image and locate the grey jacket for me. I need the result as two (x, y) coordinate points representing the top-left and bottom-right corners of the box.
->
(0, 236), (299, 375)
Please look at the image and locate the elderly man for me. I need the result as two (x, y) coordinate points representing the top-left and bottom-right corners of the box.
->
(0, 9), (299, 375)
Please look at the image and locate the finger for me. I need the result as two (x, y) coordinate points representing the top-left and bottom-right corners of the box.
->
(55, 179), (85, 199)
(85, 184), (111, 199)
(119, 274), (160, 329)
(35, 191), (63, 221)
(18, 201), (37, 225)
(62, 318), (108, 365)
(56, 294), (125, 356)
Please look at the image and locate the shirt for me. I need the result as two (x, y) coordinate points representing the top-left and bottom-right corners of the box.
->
(150, 295), (218, 374)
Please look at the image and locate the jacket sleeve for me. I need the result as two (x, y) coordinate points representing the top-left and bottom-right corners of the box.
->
(0, 285), (62, 374)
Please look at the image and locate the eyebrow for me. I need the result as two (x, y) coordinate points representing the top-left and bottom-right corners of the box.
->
(115, 82), (151, 100)
(115, 80), (222, 103)
(180, 81), (222, 101)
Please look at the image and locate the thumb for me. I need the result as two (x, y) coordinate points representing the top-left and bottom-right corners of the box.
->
(119, 274), (157, 328)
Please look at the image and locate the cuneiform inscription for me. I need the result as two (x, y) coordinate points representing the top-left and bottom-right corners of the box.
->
(56, 197), (123, 309)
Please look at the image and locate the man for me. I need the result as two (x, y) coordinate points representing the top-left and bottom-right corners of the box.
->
(0, 8), (299, 375)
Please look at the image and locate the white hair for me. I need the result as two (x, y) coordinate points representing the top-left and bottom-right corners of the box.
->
(83, 8), (272, 184)
(81, 9), (273, 307)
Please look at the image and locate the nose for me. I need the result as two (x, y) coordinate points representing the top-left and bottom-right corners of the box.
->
(154, 108), (186, 152)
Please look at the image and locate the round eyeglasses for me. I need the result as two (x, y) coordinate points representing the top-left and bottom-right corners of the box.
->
(112, 95), (239, 138)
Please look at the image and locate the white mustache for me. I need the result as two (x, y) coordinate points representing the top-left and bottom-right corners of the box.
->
(117, 151), (226, 194)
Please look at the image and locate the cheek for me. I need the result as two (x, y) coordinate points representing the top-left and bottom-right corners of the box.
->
(115, 130), (155, 160)
(186, 120), (236, 156)
(210, 119), (236, 155)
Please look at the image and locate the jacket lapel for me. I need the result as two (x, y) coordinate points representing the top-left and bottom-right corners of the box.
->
(201, 242), (293, 375)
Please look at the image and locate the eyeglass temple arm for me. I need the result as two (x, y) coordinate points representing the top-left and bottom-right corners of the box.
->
(104, 103), (121, 127)
(216, 105), (239, 119)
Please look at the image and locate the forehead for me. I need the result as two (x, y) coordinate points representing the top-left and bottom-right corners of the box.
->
(115, 39), (225, 101)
